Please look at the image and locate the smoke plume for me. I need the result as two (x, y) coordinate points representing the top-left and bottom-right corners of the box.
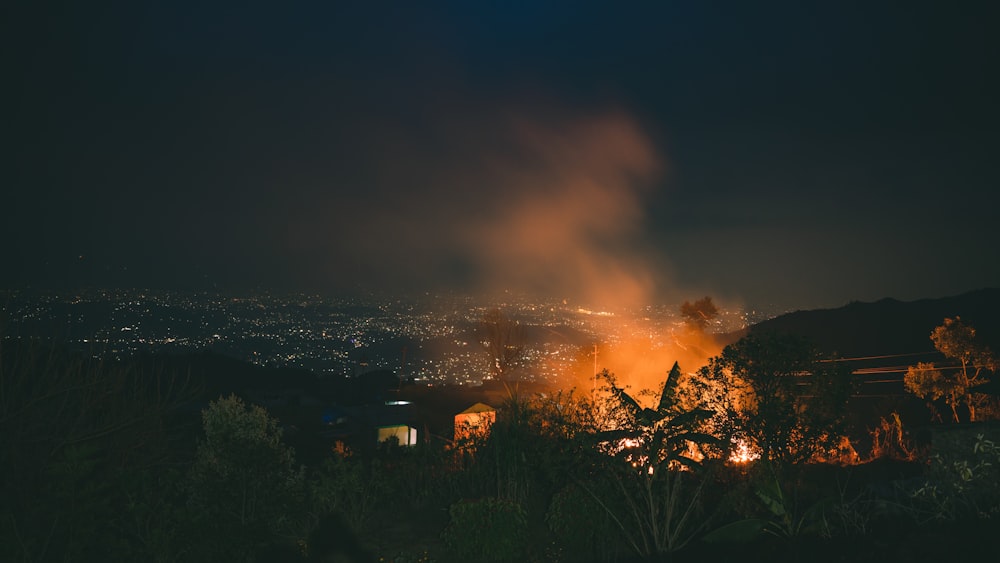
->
(302, 103), (669, 310)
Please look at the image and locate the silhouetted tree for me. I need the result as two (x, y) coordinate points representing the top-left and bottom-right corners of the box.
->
(931, 317), (996, 421)
(905, 317), (996, 422)
(565, 364), (721, 557)
(477, 308), (526, 399)
(186, 395), (306, 561)
(695, 332), (852, 466)
(680, 296), (719, 331)
(905, 362), (958, 422)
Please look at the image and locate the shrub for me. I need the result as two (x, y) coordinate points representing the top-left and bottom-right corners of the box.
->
(546, 483), (626, 562)
(441, 497), (527, 562)
(910, 433), (1000, 521)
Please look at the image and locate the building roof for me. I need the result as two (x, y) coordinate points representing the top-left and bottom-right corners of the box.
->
(457, 402), (495, 415)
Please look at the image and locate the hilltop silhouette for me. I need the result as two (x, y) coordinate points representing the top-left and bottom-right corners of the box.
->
(743, 288), (1000, 358)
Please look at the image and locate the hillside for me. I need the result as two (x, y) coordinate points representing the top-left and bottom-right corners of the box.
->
(746, 288), (1000, 359)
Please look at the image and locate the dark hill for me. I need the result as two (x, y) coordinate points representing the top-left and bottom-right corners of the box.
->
(145, 350), (322, 398)
(745, 288), (1000, 358)
(741, 288), (1000, 453)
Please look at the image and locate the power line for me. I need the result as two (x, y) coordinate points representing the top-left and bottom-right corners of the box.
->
(821, 351), (940, 363)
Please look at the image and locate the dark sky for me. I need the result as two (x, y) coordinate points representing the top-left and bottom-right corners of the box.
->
(4, 1), (999, 310)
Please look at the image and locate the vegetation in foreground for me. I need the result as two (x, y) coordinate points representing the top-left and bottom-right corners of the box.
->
(1, 314), (998, 562)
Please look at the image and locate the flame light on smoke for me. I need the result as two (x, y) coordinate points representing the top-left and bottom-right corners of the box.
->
(311, 101), (741, 401)
(459, 110), (665, 309)
(316, 103), (750, 465)
(300, 100), (741, 397)
(307, 104), (678, 311)
(553, 318), (726, 405)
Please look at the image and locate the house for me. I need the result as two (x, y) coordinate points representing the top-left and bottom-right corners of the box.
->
(454, 402), (496, 442)
(377, 424), (418, 446)
(374, 400), (419, 447)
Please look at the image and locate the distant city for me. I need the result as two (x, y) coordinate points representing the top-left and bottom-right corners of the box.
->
(0, 288), (780, 386)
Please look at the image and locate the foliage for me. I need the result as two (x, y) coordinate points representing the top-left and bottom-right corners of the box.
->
(186, 394), (306, 561)
(546, 482), (626, 562)
(448, 390), (611, 561)
(19, 443), (122, 559)
(378, 440), (458, 511)
(905, 317), (996, 422)
(530, 387), (602, 439)
(869, 411), (919, 461)
(599, 465), (713, 556)
(516, 390), (602, 493)
(703, 460), (909, 546)
(23, 314), (1000, 559)
(453, 368), (725, 559)
(702, 465), (835, 543)
(570, 363), (722, 557)
(909, 433), (1000, 522)
(753, 469), (834, 538)
(904, 362), (958, 422)
(488, 400), (594, 504)
(461, 391), (599, 508)
(694, 332), (853, 467)
(108, 467), (191, 563)
(467, 397), (536, 504)
(823, 481), (878, 539)
(0, 335), (198, 562)
(441, 497), (528, 562)
(309, 453), (389, 530)
(596, 363), (719, 471)
(931, 317), (996, 376)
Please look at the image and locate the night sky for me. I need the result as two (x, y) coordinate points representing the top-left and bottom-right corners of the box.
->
(5, 1), (999, 310)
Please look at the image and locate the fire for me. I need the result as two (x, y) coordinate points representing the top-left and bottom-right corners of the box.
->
(552, 316), (725, 400)
(604, 434), (759, 468)
(598, 437), (656, 473)
(728, 439), (760, 464)
(618, 437), (642, 450)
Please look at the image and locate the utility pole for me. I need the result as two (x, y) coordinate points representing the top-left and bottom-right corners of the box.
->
(592, 343), (598, 398)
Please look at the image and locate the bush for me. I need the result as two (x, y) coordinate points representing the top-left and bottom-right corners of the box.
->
(441, 497), (527, 562)
(309, 454), (388, 531)
(910, 433), (1000, 521)
(546, 483), (625, 562)
(186, 395), (306, 561)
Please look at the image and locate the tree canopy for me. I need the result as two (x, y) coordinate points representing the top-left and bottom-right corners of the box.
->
(905, 317), (997, 422)
(478, 308), (526, 398)
(187, 394), (305, 560)
(695, 332), (852, 465)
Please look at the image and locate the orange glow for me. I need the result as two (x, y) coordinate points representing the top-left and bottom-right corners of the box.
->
(324, 106), (669, 307)
(553, 320), (725, 406)
(728, 439), (760, 464)
(812, 434), (862, 465)
(462, 111), (663, 309)
(454, 402), (497, 442)
(601, 436), (652, 472)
